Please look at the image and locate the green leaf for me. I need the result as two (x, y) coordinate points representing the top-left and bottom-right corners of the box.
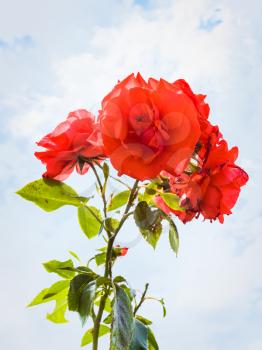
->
(129, 319), (148, 350)
(104, 297), (112, 313)
(76, 266), (95, 274)
(103, 162), (110, 194)
(103, 162), (110, 180)
(103, 313), (112, 324)
(68, 274), (96, 313)
(148, 328), (159, 350)
(160, 193), (183, 211)
(16, 179), (87, 212)
(135, 315), (152, 326)
(134, 202), (163, 249)
(28, 281), (69, 324)
(78, 206), (102, 239)
(57, 266), (92, 275)
(97, 246), (107, 253)
(46, 291), (68, 324)
(140, 224), (162, 250)
(28, 280), (70, 307)
(107, 190), (130, 211)
(105, 217), (120, 233)
(79, 280), (96, 326)
(96, 276), (111, 288)
(111, 285), (134, 350)
(138, 183), (158, 205)
(134, 202), (160, 230)
(81, 324), (110, 347)
(43, 259), (75, 279)
(95, 292), (112, 313)
(119, 284), (135, 302)
(95, 300), (112, 314)
(68, 250), (81, 263)
(168, 219), (179, 256)
(159, 298), (166, 318)
(113, 276), (127, 284)
(95, 252), (107, 266)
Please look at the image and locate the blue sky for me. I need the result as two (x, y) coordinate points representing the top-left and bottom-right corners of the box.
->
(0, 0), (261, 349)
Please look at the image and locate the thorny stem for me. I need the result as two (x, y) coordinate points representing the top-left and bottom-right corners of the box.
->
(92, 179), (139, 350)
(134, 283), (149, 316)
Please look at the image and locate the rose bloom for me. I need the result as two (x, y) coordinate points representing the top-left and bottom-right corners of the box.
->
(99, 73), (204, 180)
(35, 109), (104, 181)
(155, 136), (249, 223)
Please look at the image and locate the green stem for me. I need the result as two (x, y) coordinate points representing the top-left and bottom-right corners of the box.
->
(91, 306), (97, 323)
(89, 162), (108, 220)
(92, 288), (110, 350)
(134, 283), (149, 316)
(92, 179), (139, 350)
(105, 180), (139, 278)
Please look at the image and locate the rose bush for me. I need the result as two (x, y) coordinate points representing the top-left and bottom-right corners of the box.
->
(18, 72), (249, 350)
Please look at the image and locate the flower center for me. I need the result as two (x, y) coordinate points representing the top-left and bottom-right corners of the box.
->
(136, 115), (144, 122)
(141, 119), (170, 150)
(129, 103), (170, 150)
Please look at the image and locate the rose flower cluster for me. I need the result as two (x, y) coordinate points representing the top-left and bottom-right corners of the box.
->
(35, 73), (248, 223)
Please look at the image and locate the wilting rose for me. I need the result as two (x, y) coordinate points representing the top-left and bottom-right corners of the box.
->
(155, 138), (248, 223)
(99, 73), (203, 180)
(35, 109), (104, 181)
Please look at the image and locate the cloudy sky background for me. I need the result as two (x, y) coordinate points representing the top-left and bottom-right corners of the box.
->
(1, 0), (261, 349)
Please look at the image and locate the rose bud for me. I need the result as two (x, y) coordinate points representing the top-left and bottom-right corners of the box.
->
(113, 245), (129, 257)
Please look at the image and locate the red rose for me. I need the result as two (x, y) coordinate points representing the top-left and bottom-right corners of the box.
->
(99, 73), (202, 180)
(35, 109), (104, 181)
(155, 138), (248, 223)
(196, 140), (248, 222)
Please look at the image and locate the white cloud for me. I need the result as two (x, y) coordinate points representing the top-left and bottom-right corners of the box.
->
(8, 0), (261, 143)
(5, 0), (230, 136)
